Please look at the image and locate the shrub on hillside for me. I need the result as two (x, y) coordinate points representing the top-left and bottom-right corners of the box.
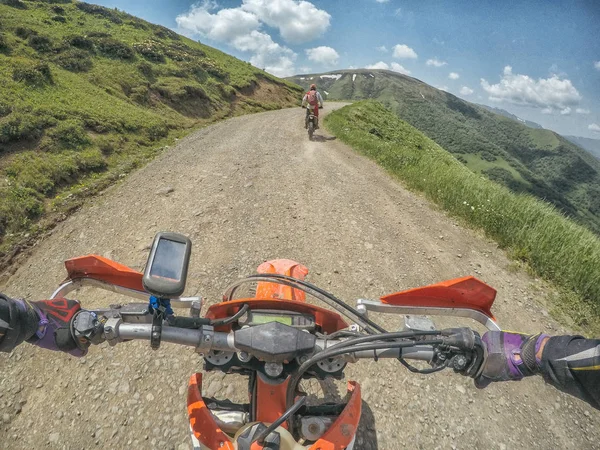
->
(28, 34), (53, 52)
(0, 103), (11, 118)
(48, 120), (90, 149)
(481, 151), (497, 162)
(0, 187), (44, 237)
(0, 111), (55, 143)
(137, 62), (154, 79)
(154, 26), (180, 40)
(14, 27), (36, 39)
(51, 5), (65, 14)
(67, 35), (94, 51)
(96, 136), (118, 155)
(12, 62), (53, 86)
(0, 33), (9, 53)
(126, 20), (147, 30)
(76, 2), (122, 24)
(54, 49), (93, 72)
(95, 37), (134, 60)
(146, 123), (168, 141)
(51, 15), (67, 23)
(2, 0), (27, 9)
(133, 40), (165, 63)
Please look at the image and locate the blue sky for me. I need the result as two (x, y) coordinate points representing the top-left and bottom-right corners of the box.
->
(94, 0), (600, 137)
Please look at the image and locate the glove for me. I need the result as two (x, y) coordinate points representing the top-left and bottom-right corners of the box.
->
(475, 331), (549, 388)
(0, 294), (87, 357)
(28, 299), (88, 357)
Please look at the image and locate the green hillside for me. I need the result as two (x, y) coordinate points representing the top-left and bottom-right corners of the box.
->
(0, 0), (301, 258)
(289, 70), (600, 235)
(325, 101), (600, 332)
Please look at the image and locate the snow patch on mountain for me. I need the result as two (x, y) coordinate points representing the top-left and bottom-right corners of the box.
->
(320, 74), (342, 80)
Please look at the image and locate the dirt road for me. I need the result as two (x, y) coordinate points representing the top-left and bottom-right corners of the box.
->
(1, 103), (598, 449)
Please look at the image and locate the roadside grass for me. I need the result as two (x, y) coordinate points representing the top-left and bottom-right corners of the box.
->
(0, 1), (302, 262)
(325, 101), (600, 335)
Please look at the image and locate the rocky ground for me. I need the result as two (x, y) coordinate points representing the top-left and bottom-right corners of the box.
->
(1, 103), (598, 449)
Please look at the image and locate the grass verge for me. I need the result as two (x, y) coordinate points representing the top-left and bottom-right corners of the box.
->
(325, 101), (600, 335)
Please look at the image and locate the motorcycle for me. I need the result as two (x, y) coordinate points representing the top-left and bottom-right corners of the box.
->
(49, 232), (499, 449)
(305, 105), (321, 140)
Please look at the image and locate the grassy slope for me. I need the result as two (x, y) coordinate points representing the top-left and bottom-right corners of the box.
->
(289, 70), (600, 236)
(326, 101), (600, 334)
(0, 0), (302, 260)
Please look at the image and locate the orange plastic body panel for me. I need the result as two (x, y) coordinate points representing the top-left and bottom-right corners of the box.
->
(381, 276), (497, 321)
(255, 259), (309, 302)
(64, 255), (144, 291)
(309, 381), (361, 450)
(187, 373), (235, 450)
(205, 298), (348, 334)
(255, 375), (290, 429)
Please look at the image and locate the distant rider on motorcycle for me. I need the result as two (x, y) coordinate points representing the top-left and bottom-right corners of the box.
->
(302, 84), (324, 129)
(1, 294), (598, 410)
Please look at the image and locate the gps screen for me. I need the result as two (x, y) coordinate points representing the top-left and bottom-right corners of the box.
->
(149, 238), (186, 281)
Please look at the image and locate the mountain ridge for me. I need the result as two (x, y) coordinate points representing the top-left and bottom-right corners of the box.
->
(564, 135), (600, 160)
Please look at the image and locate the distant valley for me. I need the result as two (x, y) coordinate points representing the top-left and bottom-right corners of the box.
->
(288, 70), (600, 234)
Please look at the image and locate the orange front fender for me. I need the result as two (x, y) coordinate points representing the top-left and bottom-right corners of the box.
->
(187, 373), (235, 450)
(309, 381), (361, 450)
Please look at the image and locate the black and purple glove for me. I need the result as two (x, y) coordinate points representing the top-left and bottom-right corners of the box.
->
(0, 294), (87, 357)
(475, 331), (549, 388)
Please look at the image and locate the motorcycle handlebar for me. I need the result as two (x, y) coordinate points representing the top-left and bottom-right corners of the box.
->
(100, 321), (463, 366)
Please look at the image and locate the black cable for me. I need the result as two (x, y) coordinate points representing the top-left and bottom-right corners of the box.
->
(285, 337), (444, 428)
(398, 357), (447, 374)
(210, 304), (249, 326)
(243, 274), (388, 334)
(253, 395), (307, 445)
(319, 330), (441, 353)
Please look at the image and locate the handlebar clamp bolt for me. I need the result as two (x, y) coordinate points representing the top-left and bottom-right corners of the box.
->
(238, 352), (252, 363)
(453, 355), (467, 370)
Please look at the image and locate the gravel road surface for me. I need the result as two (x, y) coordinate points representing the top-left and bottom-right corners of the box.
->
(1, 103), (598, 449)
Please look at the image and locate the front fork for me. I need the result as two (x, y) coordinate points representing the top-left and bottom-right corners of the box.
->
(305, 109), (318, 128)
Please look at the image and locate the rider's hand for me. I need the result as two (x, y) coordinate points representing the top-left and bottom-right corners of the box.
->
(475, 331), (549, 388)
(27, 299), (88, 357)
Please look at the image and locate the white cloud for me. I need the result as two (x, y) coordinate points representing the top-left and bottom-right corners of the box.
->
(393, 44), (418, 59)
(177, 1), (330, 77)
(394, 8), (402, 17)
(375, 0), (390, 2)
(426, 58), (447, 67)
(436, 85), (449, 91)
(175, 0), (332, 77)
(365, 61), (389, 70)
(459, 86), (474, 95)
(241, 0), (331, 44)
(377, 45), (388, 53)
(576, 108), (590, 114)
(560, 107), (571, 115)
(176, 3), (260, 42)
(480, 66), (581, 110)
(299, 66), (311, 73)
(305, 46), (339, 66)
(541, 107), (553, 115)
(449, 72), (459, 80)
(391, 62), (411, 75)
(589, 123), (600, 133)
(594, 61), (600, 71)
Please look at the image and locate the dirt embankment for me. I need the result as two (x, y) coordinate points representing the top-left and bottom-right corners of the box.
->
(0, 103), (598, 449)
